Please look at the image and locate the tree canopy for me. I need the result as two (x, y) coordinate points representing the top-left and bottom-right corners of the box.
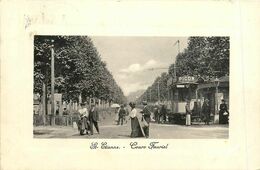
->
(137, 72), (169, 103)
(34, 36), (126, 104)
(169, 36), (229, 78)
(137, 36), (229, 103)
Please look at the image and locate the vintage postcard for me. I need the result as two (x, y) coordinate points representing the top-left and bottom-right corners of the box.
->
(33, 35), (229, 139)
(1, 0), (260, 170)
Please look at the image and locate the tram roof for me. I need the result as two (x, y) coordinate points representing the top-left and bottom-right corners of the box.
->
(176, 82), (199, 85)
(167, 75), (229, 87)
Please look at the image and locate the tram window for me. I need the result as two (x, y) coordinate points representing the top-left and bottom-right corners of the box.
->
(176, 88), (196, 101)
(178, 89), (189, 102)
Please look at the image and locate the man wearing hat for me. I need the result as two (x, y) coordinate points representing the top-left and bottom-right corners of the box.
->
(202, 99), (211, 125)
(118, 105), (126, 125)
(140, 101), (151, 138)
(89, 103), (100, 135)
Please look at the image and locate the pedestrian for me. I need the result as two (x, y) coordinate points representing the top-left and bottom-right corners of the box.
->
(201, 99), (211, 125)
(118, 105), (126, 125)
(77, 103), (90, 135)
(62, 108), (69, 115)
(140, 101), (151, 138)
(55, 102), (60, 115)
(89, 103), (100, 135)
(124, 104), (129, 124)
(219, 99), (229, 124)
(114, 107), (120, 124)
(160, 104), (167, 124)
(185, 100), (192, 126)
(154, 107), (159, 123)
(129, 102), (143, 138)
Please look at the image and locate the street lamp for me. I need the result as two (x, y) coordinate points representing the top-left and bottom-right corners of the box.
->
(214, 77), (220, 90)
(214, 77), (220, 124)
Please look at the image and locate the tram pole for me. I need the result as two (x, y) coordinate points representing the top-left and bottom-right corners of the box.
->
(173, 40), (179, 81)
(177, 40), (180, 54)
(173, 40), (180, 113)
(150, 89), (152, 101)
(157, 81), (160, 102)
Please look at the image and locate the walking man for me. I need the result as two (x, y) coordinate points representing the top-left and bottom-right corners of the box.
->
(118, 105), (126, 125)
(124, 104), (129, 124)
(160, 104), (167, 124)
(89, 103), (100, 135)
(140, 101), (151, 138)
(202, 99), (211, 125)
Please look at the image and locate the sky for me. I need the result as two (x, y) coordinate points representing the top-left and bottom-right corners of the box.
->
(91, 36), (188, 96)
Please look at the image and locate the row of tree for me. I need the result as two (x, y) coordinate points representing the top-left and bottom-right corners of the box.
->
(137, 36), (229, 103)
(34, 36), (126, 104)
(136, 72), (169, 103)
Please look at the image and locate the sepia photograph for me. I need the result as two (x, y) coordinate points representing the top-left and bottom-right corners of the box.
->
(3, 0), (260, 169)
(33, 36), (229, 139)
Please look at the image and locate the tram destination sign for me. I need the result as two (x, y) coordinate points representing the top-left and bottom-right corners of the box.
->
(176, 85), (185, 88)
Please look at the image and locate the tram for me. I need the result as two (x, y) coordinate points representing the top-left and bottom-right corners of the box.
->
(167, 76), (203, 124)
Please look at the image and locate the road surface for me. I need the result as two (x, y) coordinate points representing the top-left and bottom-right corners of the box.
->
(34, 109), (228, 139)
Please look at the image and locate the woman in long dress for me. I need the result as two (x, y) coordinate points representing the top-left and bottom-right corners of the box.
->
(129, 102), (144, 137)
(219, 99), (229, 124)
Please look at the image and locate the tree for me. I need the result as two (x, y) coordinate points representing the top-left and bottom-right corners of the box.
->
(138, 36), (229, 103)
(34, 36), (126, 104)
(169, 36), (229, 79)
(137, 72), (169, 103)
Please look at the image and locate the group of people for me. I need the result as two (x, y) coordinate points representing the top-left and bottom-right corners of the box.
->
(77, 103), (100, 135)
(153, 104), (167, 124)
(76, 98), (229, 137)
(201, 99), (229, 125)
(77, 101), (152, 138)
(113, 101), (151, 138)
(185, 99), (229, 125)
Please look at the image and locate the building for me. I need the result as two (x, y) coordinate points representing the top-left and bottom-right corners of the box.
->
(196, 76), (229, 123)
(167, 75), (229, 124)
